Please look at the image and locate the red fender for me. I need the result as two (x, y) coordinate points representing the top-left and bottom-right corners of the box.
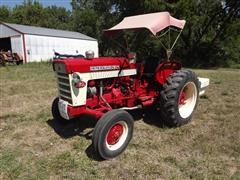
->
(155, 60), (182, 85)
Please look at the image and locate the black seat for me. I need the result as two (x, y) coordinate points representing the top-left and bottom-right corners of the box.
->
(143, 56), (159, 76)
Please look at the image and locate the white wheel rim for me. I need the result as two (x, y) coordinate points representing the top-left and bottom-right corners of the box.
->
(178, 82), (197, 119)
(105, 121), (128, 151)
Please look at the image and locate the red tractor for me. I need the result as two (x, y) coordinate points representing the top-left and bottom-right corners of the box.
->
(0, 51), (23, 66)
(52, 12), (209, 159)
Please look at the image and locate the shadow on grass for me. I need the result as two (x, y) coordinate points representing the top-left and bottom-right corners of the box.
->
(129, 108), (165, 128)
(47, 115), (97, 139)
(47, 115), (104, 161)
(85, 144), (104, 161)
(47, 108), (165, 161)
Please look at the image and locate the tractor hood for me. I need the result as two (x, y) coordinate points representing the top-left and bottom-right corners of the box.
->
(53, 57), (134, 74)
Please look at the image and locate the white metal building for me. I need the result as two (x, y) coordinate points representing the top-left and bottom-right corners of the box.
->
(0, 22), (98, 63)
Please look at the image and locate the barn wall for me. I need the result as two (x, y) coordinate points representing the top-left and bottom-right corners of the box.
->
(25, 34), (98, 62)
(11, 35), (24, 58)
(0, 24), (21, 38)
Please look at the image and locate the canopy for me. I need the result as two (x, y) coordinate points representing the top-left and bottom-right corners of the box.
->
(104, 12), (186, 36)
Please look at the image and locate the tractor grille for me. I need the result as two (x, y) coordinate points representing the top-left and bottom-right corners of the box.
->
(56, 72), (72, 104)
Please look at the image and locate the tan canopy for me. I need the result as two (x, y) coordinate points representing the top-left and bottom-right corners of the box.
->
(104, 12), (186, 35)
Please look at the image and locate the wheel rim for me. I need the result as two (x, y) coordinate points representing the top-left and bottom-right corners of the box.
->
(105, 121), (128, 151)
(178, 82), (197, 118)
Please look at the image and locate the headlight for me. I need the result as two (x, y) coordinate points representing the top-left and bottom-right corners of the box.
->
(72, 73), (80, 84)
(72, 73), (86, 88)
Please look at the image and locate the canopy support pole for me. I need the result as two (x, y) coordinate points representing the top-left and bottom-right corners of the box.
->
(167, 29), (182, 60)
(156, 28), (183, 61)
(170, 29), (183, 50)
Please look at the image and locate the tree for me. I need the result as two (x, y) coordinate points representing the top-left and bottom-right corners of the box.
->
(176, 0), (240, 67)
(2, 0), (72, 31)
(0, 6), (11, 22)
(43, 6), (73, 30)
(73, 9), (99, 37)
(0, 0), (239, 67)
(11, 1), (44, 25)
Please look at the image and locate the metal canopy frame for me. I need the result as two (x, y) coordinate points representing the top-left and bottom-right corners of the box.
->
(156, 27), (183, 60)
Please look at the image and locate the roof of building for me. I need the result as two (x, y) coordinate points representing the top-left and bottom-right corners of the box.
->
(1, 22), (96, 41)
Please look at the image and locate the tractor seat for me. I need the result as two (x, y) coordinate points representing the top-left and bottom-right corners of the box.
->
(142, 57), (160, 77)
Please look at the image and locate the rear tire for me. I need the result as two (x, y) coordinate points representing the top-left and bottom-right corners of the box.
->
(159, 70), (199, 127)
(92, 109), (134, 159)
(51, 97), (68, 124)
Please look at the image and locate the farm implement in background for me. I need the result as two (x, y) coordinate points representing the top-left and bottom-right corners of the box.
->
(0, 51), (23, 66)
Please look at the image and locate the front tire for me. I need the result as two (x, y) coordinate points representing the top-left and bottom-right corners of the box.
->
(160, 70), (199, 127)
(92, 109), (134, 159)
(51, 97), (68, 124)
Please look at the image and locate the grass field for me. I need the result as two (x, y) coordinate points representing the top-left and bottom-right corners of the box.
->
(0, 63), (239, 179)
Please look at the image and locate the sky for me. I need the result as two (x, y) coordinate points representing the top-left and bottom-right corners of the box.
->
(0, 0), (72, 10)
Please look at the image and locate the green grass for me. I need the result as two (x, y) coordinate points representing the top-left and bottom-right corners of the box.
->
(0, 63), (240, 179)
(230, 64), (240, 69)
(0, 149), (24, 179)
